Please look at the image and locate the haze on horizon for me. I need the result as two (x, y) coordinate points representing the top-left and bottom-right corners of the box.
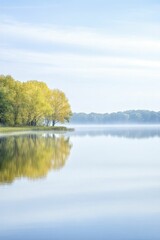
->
(1, 0), (160, 113)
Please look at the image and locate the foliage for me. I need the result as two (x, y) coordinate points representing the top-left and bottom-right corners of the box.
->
(46, 89), (72, 126)
(70, 111), (160, 124)
(0, 75), (72, 126)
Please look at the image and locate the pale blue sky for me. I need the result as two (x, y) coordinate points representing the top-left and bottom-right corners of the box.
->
(1, 0), (160, 112)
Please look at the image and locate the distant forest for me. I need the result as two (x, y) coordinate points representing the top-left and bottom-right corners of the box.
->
(70, 110), (160, 124)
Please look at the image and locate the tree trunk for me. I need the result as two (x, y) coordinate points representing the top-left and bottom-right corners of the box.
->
(52, 120), (55, 126)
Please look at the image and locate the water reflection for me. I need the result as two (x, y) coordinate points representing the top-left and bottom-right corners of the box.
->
(0, 134), (72, 184)
(68, 126), (160, 139)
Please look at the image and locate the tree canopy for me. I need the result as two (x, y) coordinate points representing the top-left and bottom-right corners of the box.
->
(47, 89), (72, 126)
(0, 75), (72, 126)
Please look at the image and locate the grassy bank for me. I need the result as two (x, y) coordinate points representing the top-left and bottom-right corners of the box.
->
(0, 126), (74, 133)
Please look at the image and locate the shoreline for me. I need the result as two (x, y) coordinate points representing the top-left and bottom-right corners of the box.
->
(0, 126), (74, 134)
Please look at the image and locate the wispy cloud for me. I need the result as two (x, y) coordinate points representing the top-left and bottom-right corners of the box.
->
(1, 19), (160, 112)
(1, 21), (160, 55)
(1, 47), (160, 79)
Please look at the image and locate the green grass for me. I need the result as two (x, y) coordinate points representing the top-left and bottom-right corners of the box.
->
(0, 126), (74, 133)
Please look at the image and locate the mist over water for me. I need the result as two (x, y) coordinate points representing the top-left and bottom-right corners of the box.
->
(0, 126), (160, 240)
(67, 125), (160, 138)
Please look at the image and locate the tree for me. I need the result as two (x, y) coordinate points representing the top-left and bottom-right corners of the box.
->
(0, 75), (72, 127)
(48, 89), (72, 126)
(23, 81), (52, 126)
(0, 75), (27, 126)
(10, 81), (26, 126)
(0, 75), (17, 125)
(0, 88), (10, 125)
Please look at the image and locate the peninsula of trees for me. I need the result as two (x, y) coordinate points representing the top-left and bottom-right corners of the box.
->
(0, 75), (72, 126)
(70, 111), (160, 124)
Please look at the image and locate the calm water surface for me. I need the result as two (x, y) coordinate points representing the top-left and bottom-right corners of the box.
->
(0, 126), (160, 240)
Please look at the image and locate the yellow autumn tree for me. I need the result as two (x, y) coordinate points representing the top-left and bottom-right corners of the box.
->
(48, 89), (72, 126)
(0, 75), (72, 126)
(23, 81), (52, 126)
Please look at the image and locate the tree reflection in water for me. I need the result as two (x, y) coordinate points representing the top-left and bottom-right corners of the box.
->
(0, 134), (72, 184)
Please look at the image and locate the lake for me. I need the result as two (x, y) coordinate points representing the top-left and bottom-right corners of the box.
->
(0, 126), (160, 240)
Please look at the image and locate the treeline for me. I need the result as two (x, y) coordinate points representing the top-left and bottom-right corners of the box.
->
(70, 111), (160, 124)
(0, 75), (72, 126)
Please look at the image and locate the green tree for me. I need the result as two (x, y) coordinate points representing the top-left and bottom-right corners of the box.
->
(0, 75), (17, 125)
(0, 88), (11, 125)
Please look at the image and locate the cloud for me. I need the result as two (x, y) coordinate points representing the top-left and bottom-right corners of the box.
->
(1, 19), (160, 81)
(1, 19), (160, 112)
(1, 20), (160, 55)
(1, 47), (160, 81)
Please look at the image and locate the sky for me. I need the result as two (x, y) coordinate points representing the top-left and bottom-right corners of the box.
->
(0, 0), (160, 113)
